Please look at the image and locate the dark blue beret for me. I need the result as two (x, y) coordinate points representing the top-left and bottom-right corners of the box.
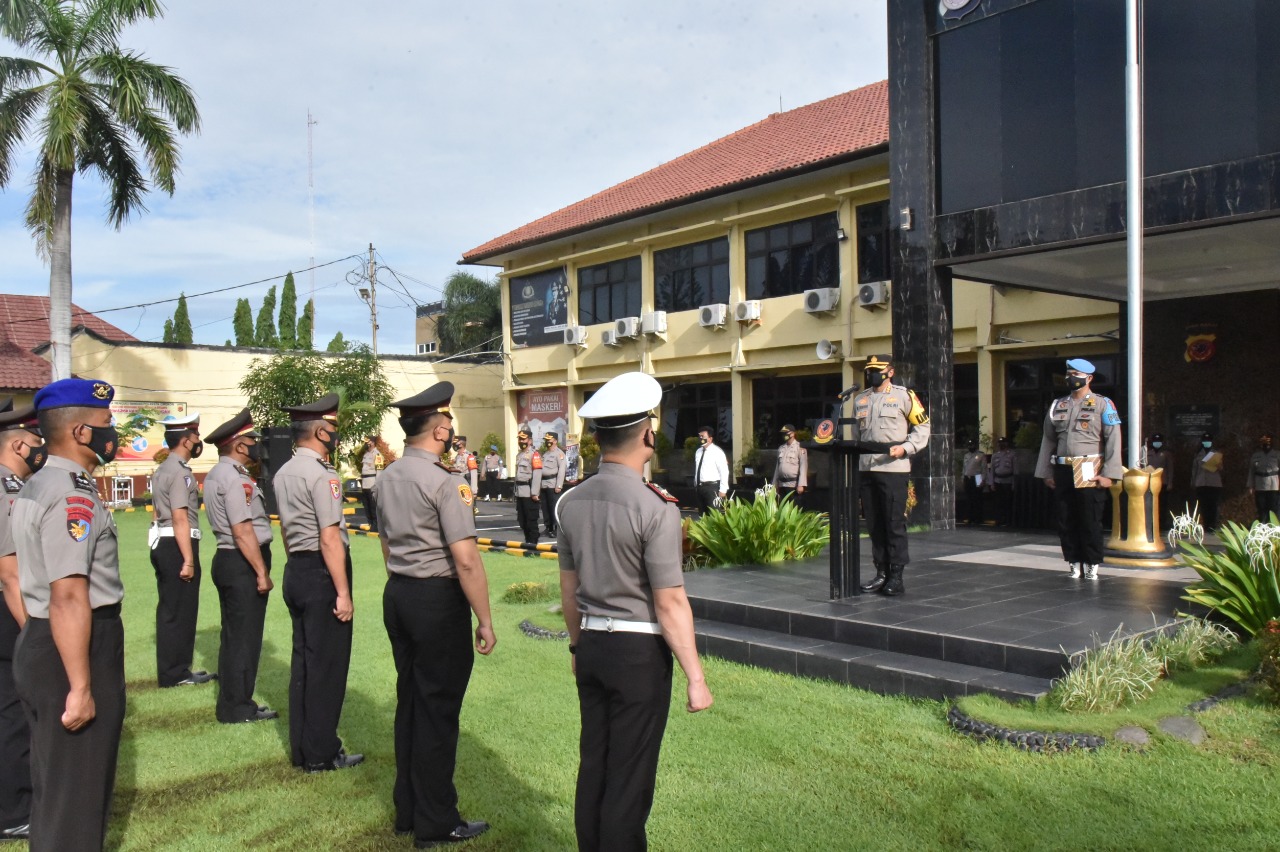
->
(34, 378), (115, 411)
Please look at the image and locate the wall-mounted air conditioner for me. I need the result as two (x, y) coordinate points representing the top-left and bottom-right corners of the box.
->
(601, 328), (620, 346)
(803, 287), (840, 313)
(857, 281), (890, 309)
(563, 326), (587, 347)
(615, 316), (640, 339)
(735, 300), (762, 322)
(641, 311), (667, 335)
(699, 303), (728, 328)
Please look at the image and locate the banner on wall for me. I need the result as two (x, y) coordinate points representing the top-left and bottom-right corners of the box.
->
(111, 400), (188, 461)
(509, 267), (569, 348)
(516, 388), (569, 449)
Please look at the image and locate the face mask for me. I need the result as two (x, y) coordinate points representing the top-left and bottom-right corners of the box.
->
(81, 423), (119, 465)
(244, 441), (263, 462)
(1066, 375), (1088, 391)
(864, 369), (885, 388)
(446, 429), (456, 448)
(318, 427), (339, 454)
(700, 436), (710, 446)
(189, 438), (204, 459)
(969, 445), (978, 453)
(1202, 441), (1212, 450)
(1262, 441), (1273, 451)
(23, 441), (48, 473)
(1151, 442), (1163, 450)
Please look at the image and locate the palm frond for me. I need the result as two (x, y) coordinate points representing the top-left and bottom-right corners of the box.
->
(23, 151), (59, 255)
(86, 50), (199, 134)
(77, 95), (147, 227)
(0, 83), (46, 185)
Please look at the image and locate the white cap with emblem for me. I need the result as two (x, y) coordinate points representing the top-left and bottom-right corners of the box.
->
(579, 372), (662, 430)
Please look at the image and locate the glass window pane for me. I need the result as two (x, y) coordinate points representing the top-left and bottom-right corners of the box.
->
(691, 241), (709, 264)
(710, 263), (730, 305)
(814, 213), (837, 241)
(791, 244), (815, 292)
(792, 219), (813, 245)
(746, 229), (766, 254)
(711, 237), (729, 260)
(768, 249), (790, 296)
(746, 256), (766, 299)
(768, 225), (789, 250)
(579, 285), (594, 326)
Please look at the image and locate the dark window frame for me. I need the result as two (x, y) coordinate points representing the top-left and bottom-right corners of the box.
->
(654, 236), (731, 313)
(855, 200), (893, 285)
(745, 212), (840, 300)
(577, 256), (642, 326)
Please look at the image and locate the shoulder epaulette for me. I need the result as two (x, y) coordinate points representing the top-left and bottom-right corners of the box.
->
(646, 482), (679, 504)
(3, 475), (22, 494)
(435, 461), (454, 474)
(70, 471), (96, 493)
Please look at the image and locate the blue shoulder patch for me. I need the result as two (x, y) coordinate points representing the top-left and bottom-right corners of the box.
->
(1102, 399), (1122, 426)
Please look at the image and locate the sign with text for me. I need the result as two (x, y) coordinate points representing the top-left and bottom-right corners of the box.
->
(509, 267), (569, 348)
(516, 388), (569, 449)
(1169, 404), (1220, 440)
(111, 400), (188, 461)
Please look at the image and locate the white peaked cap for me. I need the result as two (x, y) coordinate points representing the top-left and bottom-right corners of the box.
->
(162, 412), (201, 432)
(579, 372), (662, 428)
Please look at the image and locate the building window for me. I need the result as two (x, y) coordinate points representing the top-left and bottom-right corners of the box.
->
(661, 381), (733, 453)
(416, 342), (437, 355)
(577, 256), (641, 326)
(745, 212), (840, 299)
(654, 237), (730, 312)
(1004, 355), (1120, 442)
(856, 201), (893, 284)
(751, 374), (842, 448)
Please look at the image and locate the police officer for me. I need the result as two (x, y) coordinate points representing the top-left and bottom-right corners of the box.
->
(772, 424), (808, 507)
(540, 431), (567, 536)
(989, 436), (1017, 526)
(376, 382), (494, 847)
(961, 440), (986, 526)
(11, 378), (126, 851)
(558, 371), (712, 852)
(1035, 358), (1123, 579)
(1146, 434), (1174, 493)
(274, 393), (362, 772)
(150, 412), (214, 688)
(1191, 432), (1224, 530)
(0, 402), (45, 843)
(203, 409), (277, 724)
(450, 436), (479, 519)
(482, 445), (502, 501)
(852, 355), (931, 596)
(692, 426), (729, 517)
(1248, 432), (1280, 523)
(361, 436), (381, 532)
(513, 428), (542, 545)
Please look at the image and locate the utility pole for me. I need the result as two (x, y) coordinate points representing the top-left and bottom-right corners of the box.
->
(307, 109), (318, 311)
(367, 243), (379, 355)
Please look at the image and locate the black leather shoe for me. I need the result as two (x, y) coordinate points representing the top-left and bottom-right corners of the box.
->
(415, 820), (490, 848)
(1, 823), (29, 840)
(305, 750), (364, 773)
(859, 565), (888, 594)
(243, 707), (278, 722)
(176, 671), (217, 685)
(882, 564), (906, 597)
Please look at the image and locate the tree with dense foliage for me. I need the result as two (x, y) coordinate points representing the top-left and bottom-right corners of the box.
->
(297, 298), (315, 350)
(171, 293), (193, 343)
(0, 0), (200, 380)
(325, 331), (348, 353)
(278, 272), (297, 349)
(436, 271), (500, 355)
(254, 285), (278, 348)
(162, 318), (175, 343)
(233, 297), (255, 346)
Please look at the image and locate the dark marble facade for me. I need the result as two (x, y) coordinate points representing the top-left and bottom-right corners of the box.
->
(889, 0), (954, 530)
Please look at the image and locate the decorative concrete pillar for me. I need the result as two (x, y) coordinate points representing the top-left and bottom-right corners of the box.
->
(1105, 466), (1178, 567)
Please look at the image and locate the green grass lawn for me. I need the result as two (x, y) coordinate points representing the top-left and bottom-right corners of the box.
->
(75, 510), (1280, 849)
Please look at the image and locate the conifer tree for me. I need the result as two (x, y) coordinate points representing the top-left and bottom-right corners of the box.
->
(172, 293), (194, 344)
(278, 273), (298, 349)
(162, 318), (175, 343)
(297, 299), (315, 350)
(254, 286), (278, 348)
(233, 298), (255, 346)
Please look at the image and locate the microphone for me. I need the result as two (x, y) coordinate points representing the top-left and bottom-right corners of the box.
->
(836, 384), (860, 401)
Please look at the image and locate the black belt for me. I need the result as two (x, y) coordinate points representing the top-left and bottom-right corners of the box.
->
(93, 603), (122, 619)
(699, 481), (720, 486)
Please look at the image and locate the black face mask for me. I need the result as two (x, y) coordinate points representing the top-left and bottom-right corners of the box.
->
(244, 441), (263, 462)
(969, 445), (978, 453)
(1262, 441), (1273, 451)
(189, 438), (204, 459)
(318, 427), (339, 454)
(1066, 375), (1088, 391)
(81, 423), (119, 465)
(864, 369), (885, 389)
(23, 442), (48, 473)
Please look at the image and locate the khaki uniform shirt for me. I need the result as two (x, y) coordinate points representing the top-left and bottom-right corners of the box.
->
(451, 449), (479, 491)
(12, 455), (123, 619)
(1248, 449), (1280, 492)
(274, 447), (349, 552)
(1147, 448), (1174, 490)
(0, 464), (22, 577)
(1191, 449), (1224, 489)
(849, 383), (931, 474)
(962, 451), (987, 479)
(204, 455), (272, 549)
(1034, 393), (1124, 480)
(772, 440), (808, 489)
(361, 448), (379, 490)
(375, 448), (477, 579)
(990, 449), (1017, 484)
(513, 448), (543, 497)
(483, 452), (502, 474)
(557, 462), (684, 623)
(151, 454), (200, 528)
(541, 447), (567, 490)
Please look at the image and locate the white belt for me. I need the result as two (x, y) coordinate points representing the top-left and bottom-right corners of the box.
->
(580, 615), (662, 634)
(149, 525), (202, 550)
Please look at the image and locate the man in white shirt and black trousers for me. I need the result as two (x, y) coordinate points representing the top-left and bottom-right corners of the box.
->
(692, 426), (729, 517)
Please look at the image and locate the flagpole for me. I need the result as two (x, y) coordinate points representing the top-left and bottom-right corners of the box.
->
(1125, 0), (1143, 469)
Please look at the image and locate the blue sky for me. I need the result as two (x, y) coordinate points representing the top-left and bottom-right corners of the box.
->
(1, 1), (888, 353)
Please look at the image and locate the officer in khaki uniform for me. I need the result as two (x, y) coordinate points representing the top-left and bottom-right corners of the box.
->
(559, 371), (713, 852)
(274, 393), (362, 772)
(513, 428), (542, 545)
(851, 355), (931, 596)
(11, 378), (126, 852)
(1248, 432), (1280, 523)
(771, 424), (808, 506)
(0, 402), (45, 842)
(376, 382), (494, 848)
(1035, 358), (1123, 579)
(540, 431), (567, 536)
(360, 436), (381, 532)
(203, 409), (277, 724)
(149, 412), (214, 688)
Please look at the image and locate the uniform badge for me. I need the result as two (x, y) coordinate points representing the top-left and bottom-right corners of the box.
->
(813, 419), (836, 445)
(242, 483), (255, 505)
(907, 389), (930, 426)
(66, 496), (94, 542)
(3, 476), (20, 494)
(92, 382), (111, 400)
(458, 483), (474, 507)
(184, 475), (193, 488)
(531, 451), (542, 469)
(329, 479), (341, 500)
(71, 472), (96, 493)
(646, 482), (679, 504)
(1102, 400), (1122, 426)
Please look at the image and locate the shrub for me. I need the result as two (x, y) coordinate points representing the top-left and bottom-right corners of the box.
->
(1148, 618), (1236, 675)
(1049, 626), (1163, 713)
(1013, 421), (1042, 450)
(1179, 520), (1280, 637)
(1258, 620), (1280, 704)
(686, 489), (828, 567)
(503, 581), (556, 604)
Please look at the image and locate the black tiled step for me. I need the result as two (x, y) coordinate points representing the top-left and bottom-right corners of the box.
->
(695, 619), (1052, 703)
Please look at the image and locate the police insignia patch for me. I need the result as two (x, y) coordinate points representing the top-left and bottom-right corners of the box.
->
(66, 497), (94, 542)
(184, 475), (193, 488)
(1103, 400), (1122, 426)
(646, 482), (679, 503)
(458, 483), (474, 507)
(92, 382), (111, 400)
(243, 483), (254, 505)
(68, 518), (91, 541)
(3, 476), (20, 494)
(329, 479), (341, 500)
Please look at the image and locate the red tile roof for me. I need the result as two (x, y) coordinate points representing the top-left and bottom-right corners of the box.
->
(0, 294), (138, 390)
(462, 80), (889, 264)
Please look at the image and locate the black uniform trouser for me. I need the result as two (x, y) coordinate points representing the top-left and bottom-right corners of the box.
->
(362, 484), (378, 530)
(0, 607), (30, 829)
(994, 482), (1014, 526)
(383, 575), (474, 839)
(213, 543), (272, 723)
(1256, 490), (1280, 524)
(963, 476), (983, 525)
(151, 536), (202, 687)
(1053, 465), (1107, 565)
(575, 632), (673, 852)
(482, 471), (500, 500)
(516, 493), (540, 544)
(283, 549), (353, 767)
(1196, 486), (1221, 529)
(13, 609), (125, 852)
(541, 487), (561, 533)
(860, 472), (910, 566)
(775, 484), (802, 509)
(695, 483), (720, 517)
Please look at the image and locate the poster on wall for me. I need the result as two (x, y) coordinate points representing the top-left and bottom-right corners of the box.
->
(111, 400), (188, 461)
(509, 267), (569, 348)
(516, 388), (569, 449)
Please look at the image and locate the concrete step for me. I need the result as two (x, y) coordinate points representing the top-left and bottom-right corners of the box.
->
(695, 619), (1053, 703)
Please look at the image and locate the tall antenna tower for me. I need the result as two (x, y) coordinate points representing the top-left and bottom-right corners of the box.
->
(307, 108), (318, 305)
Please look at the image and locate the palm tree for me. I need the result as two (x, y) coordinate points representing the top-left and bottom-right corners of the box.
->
(0, 0), (199, 380)
(437, 271), (501, 356)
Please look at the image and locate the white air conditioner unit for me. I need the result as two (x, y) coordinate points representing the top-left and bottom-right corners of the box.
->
(699, 303), (729, 328)
(641, 310), (667, 335)
(601, 328), (620, 346)
(615, 316), (640, 339)
(563, 326), (587, 347)
(803, 287), (840, 313)
(735, 300), (762, 322)
(857, 280), (890, 309)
